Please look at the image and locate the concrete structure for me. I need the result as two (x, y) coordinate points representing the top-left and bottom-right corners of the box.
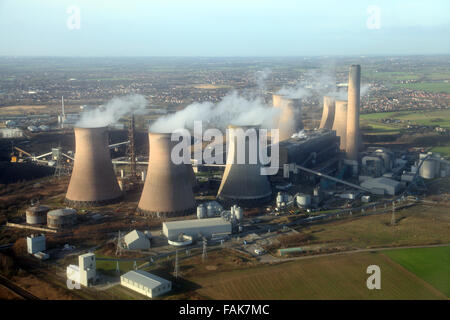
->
(272, 94), (303, 141)
(25, 205), (50, 225)
(163, 218), (232, 241)
(332, 100), (348, 151)
(65, 127), (122, 206)
(47, 208), (77, 229)
(319, 96), (335, 130)
(296, 194), (311, 207)
(121, 270), (171, 298)
(360, 177), (402, 196)
(124, 230), (150, 250)
(137, 133), (196, 217)
(419, 153), (439, 179)
(217, 125), (272, 205)
(66, 253), (96, 287)
(345, 65), (361, 161)
(197, 204), (207, 219)
(27, 234), (46, 254)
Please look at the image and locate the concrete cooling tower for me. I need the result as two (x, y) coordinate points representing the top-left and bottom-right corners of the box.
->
(346, 64), (361, 161)
(65, 127), (122, 206)
(332, 100), (348, 151)
(217, 125), (272, 206)
(319, 96), (336, 130)
(137, 133), (196, 217)
(272, 94), (303, 141)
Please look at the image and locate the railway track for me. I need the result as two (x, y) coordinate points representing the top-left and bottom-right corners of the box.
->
(0, 275), (40, 300)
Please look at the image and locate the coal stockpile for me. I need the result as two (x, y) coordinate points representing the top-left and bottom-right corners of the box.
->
(0, 162), (55, 184)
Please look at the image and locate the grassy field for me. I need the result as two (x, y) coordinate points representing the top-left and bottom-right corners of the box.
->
(393, 82), (450, 93)
(383, 246), (450, 297)
(182, 251), (446, 299)
(430, 145), (450, 157)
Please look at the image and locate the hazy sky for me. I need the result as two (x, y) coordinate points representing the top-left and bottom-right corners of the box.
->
(0, 0), (449, 56)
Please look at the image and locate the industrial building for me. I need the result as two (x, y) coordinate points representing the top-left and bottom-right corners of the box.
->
(47, 208), (77, 229)
(272, 94), (303, 141)
(163, 218), (232, 241)
(67, 253), (96, 287)
(65, 127), (123, 206)
(137, 132), (196, 217)
(124, 230), (150, 250)
(27, 234), (46, 254)
(25, 205), (50, 225)
(360, 177), (402, 196)
(120, 270), (171, 299)
(217, 125), (272, 205)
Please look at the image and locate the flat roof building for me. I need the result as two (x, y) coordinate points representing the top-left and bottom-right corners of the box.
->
(360, 177), (402, 196)
(163, 218), (232, 241)
(120, 270), (171, 298)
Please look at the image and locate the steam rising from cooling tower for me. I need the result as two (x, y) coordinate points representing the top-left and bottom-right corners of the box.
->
(137, 133), (196, 217)
(65, 127), (122, 206)
(150, 91), (280, 133)
(345, 65), (361, 161)
(272, 94), (303, 141)
(217, 125), (272, 205)
(319, 96), (336, 130)
(332, 100), (348, 151)
(76, 94), (148, 128)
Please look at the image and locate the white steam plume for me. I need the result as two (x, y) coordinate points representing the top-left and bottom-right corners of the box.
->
(150, 90), (280, 133)
(76, 94), (148, 128)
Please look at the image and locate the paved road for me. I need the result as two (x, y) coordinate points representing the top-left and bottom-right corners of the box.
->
(259, 243), (450, 263)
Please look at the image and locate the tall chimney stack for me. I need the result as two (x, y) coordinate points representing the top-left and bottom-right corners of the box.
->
(345, 64), (361, 162)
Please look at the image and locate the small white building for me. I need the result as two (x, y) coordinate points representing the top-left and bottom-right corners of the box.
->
(66, 253), (96, 287)
(163, 218), (232, 241)
(27, 234), (46, 254)
(124, 230), (151, 250)
(120, 270), (171, 298)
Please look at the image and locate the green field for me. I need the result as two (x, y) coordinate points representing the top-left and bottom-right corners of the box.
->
(393, 82), (450, 93)
(383, 246), (450, 297)
(430, 145), (450, 157)
(184, 251), (446, 299)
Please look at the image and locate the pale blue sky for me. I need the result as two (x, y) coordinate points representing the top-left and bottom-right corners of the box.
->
(0, 0), (449, 56)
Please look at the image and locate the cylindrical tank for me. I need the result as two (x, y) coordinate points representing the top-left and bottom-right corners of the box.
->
(276, 192), (284, 206)
(419, 154), (437, 179)
(235, 206), (244, 221)
(197, 204), (206, 219)
(296, 194), (311, 207)
(47, 208), (77, 229)
(207, 203), (215, 218)
(26, 205), (50, 225)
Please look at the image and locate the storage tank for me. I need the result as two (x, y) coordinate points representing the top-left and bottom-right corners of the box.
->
(276, 192), (285, 206)
(419, 153), (437, 179)
(26, 205), (50, 225)
(332, 100), (348, 151)
(296, 194), (311, 207)
(217, 125), (272, 205)
(137, 132), (196, 217)
(47, 208), (77, 229)
(235, 206), (244, 221)
(197, 204), (206, 219)
(206, 203), (215, 218)
(65, 127), (123, 206)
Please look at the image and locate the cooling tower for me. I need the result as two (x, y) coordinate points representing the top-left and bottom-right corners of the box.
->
(217, 125), (272, 205)
(273, 94), (303, 141)
(346, 65), (361, 161)
(319, 96), (335, 130)
(65, 127), (122, 206)
(186, 163), (198, 190)
(332, 100), (348, 151)
(137, 133), (195, 217)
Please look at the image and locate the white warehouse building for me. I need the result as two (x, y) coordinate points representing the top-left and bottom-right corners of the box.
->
(120, 270), (171, 298)
(163, 218), (232, 241)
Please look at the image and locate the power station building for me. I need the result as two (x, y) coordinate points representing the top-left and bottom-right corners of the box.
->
(217, 125), (272, 205)
(137, 132), (196, 217)
(120, 270), (171, 298)
(65, 127), (123, 206)
(163, 218), (232, 241)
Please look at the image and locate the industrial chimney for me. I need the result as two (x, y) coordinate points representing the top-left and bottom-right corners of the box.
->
(137, 133), (196, 217)
(65, 127), (122, 206)
(272, 94), (303, 141)
(217, 125), (272, 205)
(331, 100), (348, 151)
(319, 96), (335, 130)
(346, 64), (361, 162)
